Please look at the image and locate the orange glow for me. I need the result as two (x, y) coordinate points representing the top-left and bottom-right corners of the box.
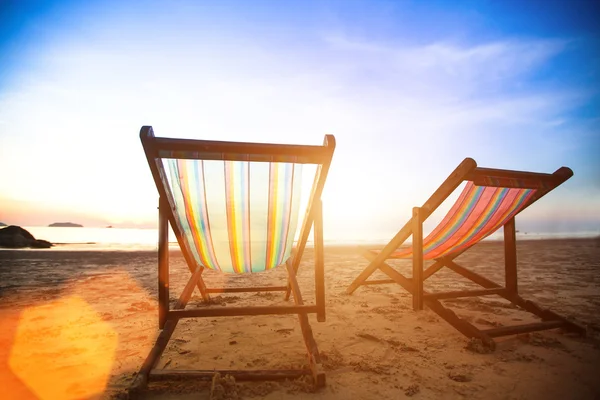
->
(8, 295), (118, 400)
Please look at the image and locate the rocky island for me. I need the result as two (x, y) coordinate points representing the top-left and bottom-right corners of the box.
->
(48, 222), (83, 227)
(0, 225), (52, 248)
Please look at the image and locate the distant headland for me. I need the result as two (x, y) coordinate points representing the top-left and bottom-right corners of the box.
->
(48, 222), (83, 227)
(0, 225), (52, 248)
(0, 222), (6, 227)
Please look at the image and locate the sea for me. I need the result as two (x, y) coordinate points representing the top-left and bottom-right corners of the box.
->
(2, 226), (598, 252)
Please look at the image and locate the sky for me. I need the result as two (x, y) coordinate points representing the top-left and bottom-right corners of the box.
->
(0, 0), (599, 240)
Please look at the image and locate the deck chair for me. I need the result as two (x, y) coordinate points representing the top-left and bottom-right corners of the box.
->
(131, 126), (335, 391)
(346, 158), (585, 349)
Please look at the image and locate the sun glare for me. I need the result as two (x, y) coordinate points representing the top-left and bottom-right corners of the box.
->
(8, 295), (118, 400)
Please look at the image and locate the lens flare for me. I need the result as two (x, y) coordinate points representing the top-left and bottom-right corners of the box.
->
(8, 295), (118, 400)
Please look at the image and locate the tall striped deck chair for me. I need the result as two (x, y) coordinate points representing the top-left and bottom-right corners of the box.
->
(132, 126), (335, 392)
(346, 158), (585, 349)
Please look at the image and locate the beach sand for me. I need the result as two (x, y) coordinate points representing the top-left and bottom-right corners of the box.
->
(1, 238), (599, 399)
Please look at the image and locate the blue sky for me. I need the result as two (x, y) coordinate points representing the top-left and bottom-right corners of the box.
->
(0, 0), (598, 239)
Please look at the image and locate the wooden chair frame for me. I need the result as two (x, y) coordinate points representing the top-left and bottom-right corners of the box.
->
(346, 158), (586, 349)
(131, 126), (335, 392)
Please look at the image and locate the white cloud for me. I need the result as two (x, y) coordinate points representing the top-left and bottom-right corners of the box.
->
(0, 20), (594, 235)
(323, 35), (568, 84)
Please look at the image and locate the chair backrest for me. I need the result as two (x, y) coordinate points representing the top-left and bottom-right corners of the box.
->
(419, 182), (537, 259)
(392, 159), (572, 260)
(141, 126), (335, 274)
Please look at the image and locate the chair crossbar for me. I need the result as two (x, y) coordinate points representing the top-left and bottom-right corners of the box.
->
(362, 279), (397, 286)
(470, 176), (551, 189)
(444, 260), (501, 289)
(205, 286), (288, 293)
(167, 305), (319, 319)
(483, 320), (567, 338)
(175, 265), (204, 309)
(423, 287), (507, 300)
(361, 251), (414, 292)
(150, 369), (311, 381)
(149, 135), (332, 164)
(465, 167), (560, 183)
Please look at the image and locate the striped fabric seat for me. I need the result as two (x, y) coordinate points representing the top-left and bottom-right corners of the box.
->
(385, 182), (537, 260)
(164, 158), (303, 274)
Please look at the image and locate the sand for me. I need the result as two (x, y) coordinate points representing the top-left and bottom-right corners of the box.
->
(1, 238), (599, 399)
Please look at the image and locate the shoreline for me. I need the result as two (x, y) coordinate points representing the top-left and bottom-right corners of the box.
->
(0, 236), (598, 254)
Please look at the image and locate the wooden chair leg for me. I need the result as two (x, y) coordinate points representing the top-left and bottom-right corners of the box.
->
(175, 266), (206, 308)
(426, 258), (586, 344)
(158, 197), (169, 329)
(130, 318), (180, 393)
(284, 249), (297, 302)
(444, 260), (501, 289)
(286, 262), (325, 388)
(412, 207), (424, 311)
(504, 218), (518, 294)
(362, 251), (414, 292)
(297, 312), (325, 388)
(314, 199), (326, 322)
(130, 266), (204, 393)
(159, 197), (210, 303)
(347, 219), (414, 294)
(502, 292), (587, 335)
(425, 299), (496, 349)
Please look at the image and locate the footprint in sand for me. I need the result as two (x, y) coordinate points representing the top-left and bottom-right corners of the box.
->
(448, 371), (473, 382)
(126, 302), (155, 312)
(356, 332), (382, 342)
(275, 328), (294, 336)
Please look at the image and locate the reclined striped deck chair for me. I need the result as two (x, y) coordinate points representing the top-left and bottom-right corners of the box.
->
(346, 158), (585, 349)
(132, 126), (335, 391)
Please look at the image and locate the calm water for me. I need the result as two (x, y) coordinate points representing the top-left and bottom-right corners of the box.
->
(22, 227), (161, 251)
(2, 226), (597, 252)
(16, 226), (388, 251)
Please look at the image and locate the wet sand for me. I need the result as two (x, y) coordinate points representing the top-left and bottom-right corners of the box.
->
(1, 238), (599, 399)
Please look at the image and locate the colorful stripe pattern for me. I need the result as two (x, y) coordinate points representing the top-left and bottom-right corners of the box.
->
(265, 163), (297, 271)
(167, 159), (221, 270)
(387, 182), (537, 260)
(224, 161), (252, 273)
(163, 159), (302, 274)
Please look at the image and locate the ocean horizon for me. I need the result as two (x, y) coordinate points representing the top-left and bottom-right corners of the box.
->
(1, 226), (597, 252)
